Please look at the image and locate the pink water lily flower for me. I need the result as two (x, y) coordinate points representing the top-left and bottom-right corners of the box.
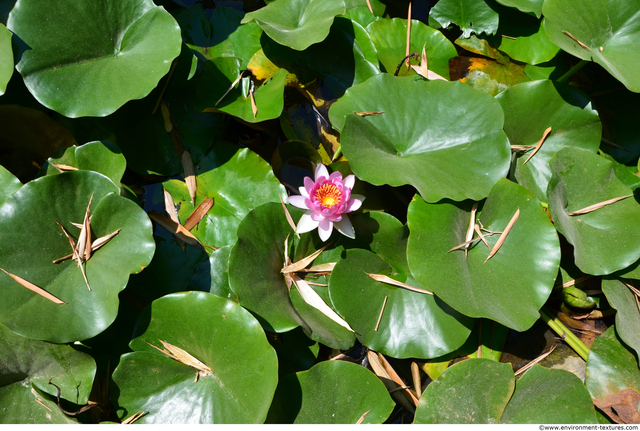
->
(288, 164), (365, 242)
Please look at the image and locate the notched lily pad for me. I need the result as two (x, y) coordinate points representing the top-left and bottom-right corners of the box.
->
(112, 291), (278, 424)
(0, 171), (155, 343)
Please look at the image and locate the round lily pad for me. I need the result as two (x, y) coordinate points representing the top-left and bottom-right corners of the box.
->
(46, 141), (127, 188)
(414, 358), (515, 424)
(330, 74), (510, 202)
(586, 326), (640, 402)
(365, 17), (457, 78)
(228, 202), (307, 332)
(496, 80), (602, 201)
(329, 248), (473, 359)
(543, 0), (640, 93)
(0, 165), (21, 205)
(500, 365), (598, 424)
(602, 279), (640, 362)
(241, 0), (346, 51)
(267, 360), (395, 424)
(112, 291), (278, 424)
(429, 0), (499, 38)
(0, 324), (96, 424)
(163, 142), (287, 249)
(0, 171), (155, 342)
(7, 0), (182, 117)
(407, 178), (560, 331)
(547, 147), (640, 275)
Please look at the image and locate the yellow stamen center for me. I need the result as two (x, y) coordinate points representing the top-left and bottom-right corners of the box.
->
(315, 183), (342, 208)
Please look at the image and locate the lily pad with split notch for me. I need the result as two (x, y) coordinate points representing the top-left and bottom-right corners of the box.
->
(407, 178), (560, 331)
(0, 171), (155, 343)
(112, 291), (278, 424)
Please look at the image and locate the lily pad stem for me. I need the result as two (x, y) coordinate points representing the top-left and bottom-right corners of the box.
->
(557, 60), (588, 84)
(540, 307), (590, 361)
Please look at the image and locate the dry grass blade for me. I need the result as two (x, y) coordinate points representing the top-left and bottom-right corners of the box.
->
(216, 71), (244, 107)
(365, 0), (373, 13)
(91, 229), (121, 251)
(279, 195), (299, 238)
(563, 30), (590, 50)
(291, 274), (354, 331)
(49, 162), (78, 173)
(281, 243), (331, 274)
(54, 221), (79, 263)
(367, 273), (433, 295)
(76, 194), (93, 264)
(184, 198), (214, 231)
(250, 88), (258, 118)
(624, 281), (640, 298)
(474, 224), (490, 248)
(163, 189), (180, 223)
(34, 397), (52, 412)
(411, 362), (422, 399)
(523, 126), (552, 165)
(1, 268), (66, 304)
(377, 352), (419, 407)
(354, 111), (385, 117)
(181, 151), (197, 205)
(511, 144), (535, 152)
(301, 262), (336, 273)
(367, 350), (415, 414)
(375, 296), (388, 331)
(148, 211), (205, 251)
(356, 410), (371, 424)
(147, 340), (212, 375)
(568, 194), (633, 216)
(515, 344), (556, 376)
(484, 207), (520, 263)
(464, 202), (478, 257)
(557, 275), (593, 289)
(405, 2), (412, 69)
(122, 411), (146, 424)
(410, 45), (448, 81)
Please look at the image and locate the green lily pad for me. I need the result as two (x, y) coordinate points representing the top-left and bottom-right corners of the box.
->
(0, 171), (155, 343)
(0, 324), (95, 424)
(329, 248), (473, 359)
(267, 360), (394, 424)
(330, 75), (510, 202)
(500, 365), (598, 423)
(489, 8), (559, 65)
(7, 0), (182, 117)
(0, 165), (21, 205)
(196, 55), (288, 123)
(430, 0), (499, 38)
(496, 80), (602, 202)
(163, 142), (287, 249)
(228, 202), (307, 332)
(495, 0), (543, 17)
(112, 291), (278, 424)
(46, 141), (127, 188)
(241, 0), (346, 51)
(0, 24), (13, 96)
(547, 148), (640, 275)
(542, 0), (640, 93)
(342, 6), (383, 28)
(289, 284), (356, 350)
(261, 17), (379, 100)
(407, 179), (560, 331)
(365, 18), (457, 78)
(414, 358), (515, 423)
(601, 279), (640, 364)
(586, 326), (640, 402)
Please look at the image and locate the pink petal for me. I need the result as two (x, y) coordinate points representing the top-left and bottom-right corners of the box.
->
(318, 218), (333, 242)
(288, 195), (309, 210)
(351, 194), (366, 203)
(311, 211), (325, 222)
(346, 198), (362, 212)
(343, 175), (355, 190)
(299, 185), (309, 198)
(329, 171), (343, 182)
(304, 176), (315, 195)
(315, 164), (329, 182)
(296, 212), (319, 233)
(334, 216), (355, 239)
